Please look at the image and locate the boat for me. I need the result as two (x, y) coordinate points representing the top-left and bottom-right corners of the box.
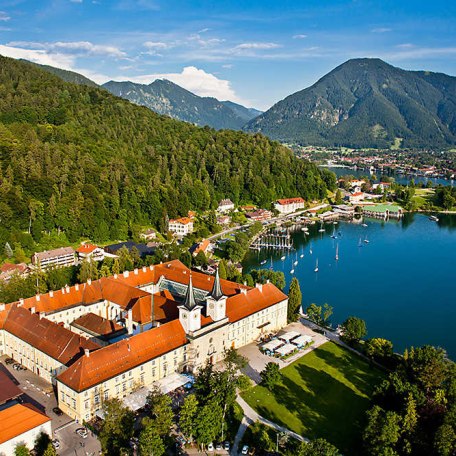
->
(364, 234), (369, 244)
(300, 252), (304, 258)
(293, 252), (298, 266)
(260, 259), (267, 265)
(280, 255), (286, 261)
(290, 269), (295, 274)
(330, 226), (337, 239)
(362, 223), (368, 227)
(309, 243), (313, 255)
(429, 215), (439, 222)
(335, 244), (339, 261)
(314, 259), (319, 273)
(318, 221), (325, 233)
(333, 221), (338, 225)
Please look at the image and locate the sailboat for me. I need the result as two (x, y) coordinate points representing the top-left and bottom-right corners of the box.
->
(290, 268), (295, 274)
(364, 234), (370, 244)
(358, 237), (363, 247)
(335, 243), (339, 261)
(269, 257), (273, 270)
(309, 242), (313, 255)
(260, 259), (267, 265)
(362, 223), (368, 227)
(293, 252), (298, 266)
(318, 221), (325, 233)
(280, 255), (286, 261)
(331, 225), (337, 239)
(314, 259), (319, 273)
(300, 250), (304, 259)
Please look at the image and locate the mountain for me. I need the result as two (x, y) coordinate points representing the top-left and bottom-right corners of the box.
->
(0, 55), (333, 248)
(244, 58), (456, 149)
(221, 101), (262, 122)
(24, 60), (99, 87)
(102, 79), (258, 130)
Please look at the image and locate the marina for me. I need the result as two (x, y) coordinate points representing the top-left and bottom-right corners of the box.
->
(244, 213), (456, 358)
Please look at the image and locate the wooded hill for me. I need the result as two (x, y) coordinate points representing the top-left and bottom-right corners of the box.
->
(0, 56), (334, 251)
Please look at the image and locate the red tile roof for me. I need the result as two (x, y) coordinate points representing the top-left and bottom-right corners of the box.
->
(0, 370), (23, 405)
(72, 313), (124, 336)
(76, 244), (98, 254)
(276, 197), (305, 205)
(3, 306), (99, 365)
(0, 403), (50, 444)
(57, 319), (187, 392)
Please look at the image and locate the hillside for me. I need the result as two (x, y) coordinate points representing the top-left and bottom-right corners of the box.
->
(24, 60), (99, 87)
(244, 58), (456, 149)
(0, 56), (334, 250)
(102, 79), (259, 130)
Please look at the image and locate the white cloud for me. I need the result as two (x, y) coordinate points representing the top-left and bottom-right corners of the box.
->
(0, 44), (75, 69)
(293, 34), (307, 39)
(0, 11), (11, 21)
(70, 0), (83, 3)
(8, 40), (126, 58)
(143, 41), (170, 50)
(116, 66), (247, 104)
(188, 33), (224, 47)
(235, 42), (281, 50)
(384, 46), (456, 60)
(222, 64), (233, 69)
(371, 27), (392, 33)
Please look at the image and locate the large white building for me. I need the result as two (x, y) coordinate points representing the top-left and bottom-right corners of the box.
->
(169, 217), (194, 238)
(274, 197), (305, 214)
(31, 247), (76, 270)
(0, 260), (288, 423)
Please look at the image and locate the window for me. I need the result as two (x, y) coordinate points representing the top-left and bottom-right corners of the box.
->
(104, 391), (109, 400)
(85, 401), (89, 410)
(94, 395), (100, 405)
(123, 383), (126, 392)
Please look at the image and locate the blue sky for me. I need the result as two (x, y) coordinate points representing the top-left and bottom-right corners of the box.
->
(0, 0), (455, 110)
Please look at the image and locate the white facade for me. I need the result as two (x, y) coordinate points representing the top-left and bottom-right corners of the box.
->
(169, 219), (194, 237)
(274, 198), (305, 214)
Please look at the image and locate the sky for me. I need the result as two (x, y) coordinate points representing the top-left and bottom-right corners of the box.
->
(0, 0), (455, 110)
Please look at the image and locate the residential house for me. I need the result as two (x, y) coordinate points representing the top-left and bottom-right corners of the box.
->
(31, 247), (75, 270)
(217, 199), (235, 213)
(168, 217), (194, 238)
(274, 197), (305, 214)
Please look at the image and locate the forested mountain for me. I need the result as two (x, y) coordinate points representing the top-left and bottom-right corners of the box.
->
(24, 60), (99, 87)
(244, 58), (456, 149)
(102, 79), (259, 130)
(0, 56), (334, 252)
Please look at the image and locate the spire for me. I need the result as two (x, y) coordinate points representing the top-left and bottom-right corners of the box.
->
(211, 268), (224, 301)
(183, 274), (197, 310)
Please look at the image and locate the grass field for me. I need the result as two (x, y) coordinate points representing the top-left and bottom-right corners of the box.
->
(242, 342), (386, 454)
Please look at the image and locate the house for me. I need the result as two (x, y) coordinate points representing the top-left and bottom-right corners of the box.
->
(349, 192), (365, 204)
(246, 209), (272, 221)
(372, 182), (392, 192)
(333, 205), (355, 217)
(0, 263), (29, 282)
(274, 197), (305, 214)
(168, 217), (194, 238)
(76, 244), (105, 262)
(191, 239), (213, 257)
(31, 247), (76, 270)
(0, 261), (288, 423)
(217, 199), (235, 213)
(216, 215), (231, 226)
(139, 229), (157, 241)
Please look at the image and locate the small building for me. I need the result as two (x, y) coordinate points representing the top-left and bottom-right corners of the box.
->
(349, 192), (365, 204)
(0, 403), (52, 455)
(0, 263), (29, 282)
(191, 239), (213, 257)
(362, 204), (403, 219)
(333, 205), (355, 218)
(139, 229), (157, 242)
(217, 199), (235, 213)
(169, 217), (194, 238)
(274, 197), (305, 214)
(372, 182), (391, 192)
(217, 215), (231, 226)
(71, 312), (126, 344)
(76, 243), (105, 262)
(246, 209), (272, 221)
(31, 247), (75, 270)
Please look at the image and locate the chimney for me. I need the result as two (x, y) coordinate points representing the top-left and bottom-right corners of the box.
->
(84, 348), (90, 357)
(156, 322), (160, 328)
(142, 266), (147, 273)
(39, 312), (45, 319)
(35, 294), (41, 302)
(65, 285), (70, 293)
(0, 304), (5, 311)
(123, 270), (129, 278)
(87, 278), (91, 286)
(49, 290), (54, 298)
(75, 284), (79, 291)
(127, 308), (133, 335)
(183, 270), (187, 275)
(134, 268), (138, 275)
(30, 306), (36, 314)
(114, 273), (118, 279)
(255, 283), (263, 292)
(266, 279), (270, 284)
(241, 288), (247, 295)
(149, 265), (154, 271)
(19, 298), (24, 306)
(61, 287), (65, 295)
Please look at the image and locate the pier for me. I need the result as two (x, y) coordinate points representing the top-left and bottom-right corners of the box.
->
(250, 232), (293, 250)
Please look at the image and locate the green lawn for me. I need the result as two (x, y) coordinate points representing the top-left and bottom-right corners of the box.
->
(242, 342), (386, 454)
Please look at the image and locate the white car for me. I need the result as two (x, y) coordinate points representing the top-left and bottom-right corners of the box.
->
(241, 445), (249, 455)
(76, 428), (88, 438)
(51, 439), (60, 449)
(207, 442), (214, 452)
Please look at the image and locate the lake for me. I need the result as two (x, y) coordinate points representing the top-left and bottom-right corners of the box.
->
(322, 165), (454, 187)
(243, 213), (456, 358)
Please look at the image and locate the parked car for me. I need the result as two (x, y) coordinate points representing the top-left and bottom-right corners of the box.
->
(215, 443), (223, 451)
(5, 358), (14, 365)
(241, 445), (249, 455)
(76, 428), (88, 438)
(224, 441), (230, 451)
(12, 363), (21, 370)
(51, 439), (60, 449)
(207, 442), (214, 452)
(52, 407), (63, 416)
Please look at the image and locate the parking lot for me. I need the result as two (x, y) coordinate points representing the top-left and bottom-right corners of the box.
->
(0, 355), (101, 455)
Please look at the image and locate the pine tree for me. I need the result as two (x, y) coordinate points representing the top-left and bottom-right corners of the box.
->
(287, 277), (302, 322)
(4, 242), (13, 258)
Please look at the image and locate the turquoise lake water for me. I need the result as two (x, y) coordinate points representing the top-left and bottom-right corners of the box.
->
(243, 213), (456, 358)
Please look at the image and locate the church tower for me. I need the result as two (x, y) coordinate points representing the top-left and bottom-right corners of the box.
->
(178, 275), (202, 334)
(206, 268), (227, 321)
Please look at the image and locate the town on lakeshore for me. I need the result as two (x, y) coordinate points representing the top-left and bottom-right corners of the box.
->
(1, 0), (456, 455)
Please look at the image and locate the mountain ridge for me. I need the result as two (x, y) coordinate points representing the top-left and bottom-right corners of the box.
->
(244, 58), (456, 149)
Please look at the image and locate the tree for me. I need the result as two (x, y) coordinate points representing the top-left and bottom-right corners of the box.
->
(194, 399), (223, 448)
(34, 432), (52, 456)
(434, 424), (456, 456)
(288, 277), (302, 322)
(296, 438), (340, 456)
(15, 445), (30, 456)
(139, 420), (165, 456)
(340, 316), (367, 344)
(306, 303), (323, 325)
(322, 303), (333, 325)
(218, 259), (228, 280)
(4, 241), (13, 258)
(260, 362), (282, 391)
(99, 398), (135, 456)
(363, 406), (402, 456)
(179, 394), (198, 442)
(365, 338), (393, 361)
(334, 188), (343, 205)
(42, 444), (57, 456)
(145, 387), (174, 436)
(194, 250), (208, 267)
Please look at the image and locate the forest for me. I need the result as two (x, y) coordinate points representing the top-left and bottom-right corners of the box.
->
(0, 56), (334, 264)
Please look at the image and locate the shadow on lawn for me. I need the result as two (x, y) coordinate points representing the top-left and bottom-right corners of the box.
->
(253, 363), (371, 455)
